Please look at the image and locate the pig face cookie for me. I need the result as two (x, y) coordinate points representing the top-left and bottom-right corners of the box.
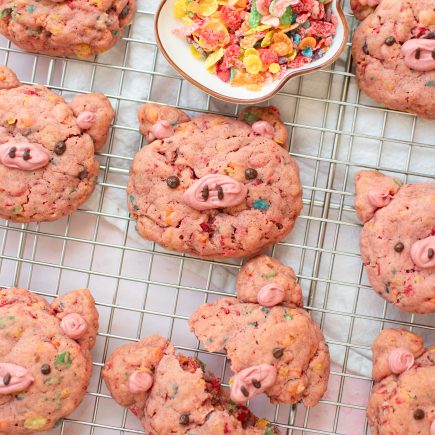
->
(0, 66), (114, 223)
(102, 335), (279, 435)
(367, 328), (435, 435)
(355, 171), (435, 313)
(351, 0), (435, 119)
(128, 104), (302, 259)
(0, 287), (98, 434)
(0, 0), (136, 57)
(190, 255), (330, 406)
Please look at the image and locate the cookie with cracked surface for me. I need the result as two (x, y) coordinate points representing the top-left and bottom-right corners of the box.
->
(352, 0), (435, 119)
(355, 170), (435, 313)
(190, 255), (330, 406)
(0, 0), (136, 57)
(102, 335), (279, 435)
(367, 328), (435, 435)
(128, 104), (302, 259)
(0, 66), (114, 223)
(0, 287), (98, 434)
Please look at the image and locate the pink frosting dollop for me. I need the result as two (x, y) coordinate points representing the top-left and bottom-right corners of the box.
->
(401, 39), (435, 72)
(151, 120), (175, 140)
(431, 420), (435, 435)
(60, 313), (88, 340)
(76, 111), (97, 130)
(0, 142), (50, 171)
(230, 364), (277, 403)
(257, 283), (285, 307)
(252, 120), (275, 139)
(410, 236), (435, 269)
(0, 363), (34, 395)
(367, 187), (391, 208)
(128, 371), (153, 394)
(183, 174), (248, 211)
(388, 348), (415, 374)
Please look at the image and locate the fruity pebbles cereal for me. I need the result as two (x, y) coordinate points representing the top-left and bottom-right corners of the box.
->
(173, 0), (338, 90)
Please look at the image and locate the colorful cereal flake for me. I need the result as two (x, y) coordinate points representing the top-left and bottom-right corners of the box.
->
(173, 0), (336, 90)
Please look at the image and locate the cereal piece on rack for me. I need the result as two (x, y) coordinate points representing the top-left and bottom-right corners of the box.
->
(0, 0), (136, 57)
(367, 329), (434, 435)
(0, 287), (98, 434)
(190, 255), (330, 406)
(0, 66), (113, 223)
(129, 105), (301, 258)
(355, 170), (435, 313)
(102, 335), (280, 434)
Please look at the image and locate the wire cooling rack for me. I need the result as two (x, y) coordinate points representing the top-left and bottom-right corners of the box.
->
(0, 0), (434, 433)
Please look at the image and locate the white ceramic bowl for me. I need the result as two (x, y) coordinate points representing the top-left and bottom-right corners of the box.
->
(155, 0), (349, 104)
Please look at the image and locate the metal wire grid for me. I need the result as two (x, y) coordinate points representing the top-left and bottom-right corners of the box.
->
(0, 0), (434, 433)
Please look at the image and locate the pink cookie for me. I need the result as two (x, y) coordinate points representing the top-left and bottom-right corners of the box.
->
(355, 171), (435, 313)
(351, 0), (435, 119)
(128, 104), (302, 259)
(0, 287), (98, 434)
(0, 0), (136, 57)
(190, 255), (330, 406)
(102, 335), (279, 434)
(367, 329), (435, 435)
(0, 66), (114, 223)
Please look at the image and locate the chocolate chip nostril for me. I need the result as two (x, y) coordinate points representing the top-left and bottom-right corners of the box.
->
(201, 184), (209, 200)
(252, 379), (261, 389)
(23, 148), (31, 161)
(217, 185), (224, 200)
(241, 386), (249, 397)
(428, 248), (434, 259)
(415, 48), (421, 59)
(8, 146), (16, 158)
(3, 373), (11, 386)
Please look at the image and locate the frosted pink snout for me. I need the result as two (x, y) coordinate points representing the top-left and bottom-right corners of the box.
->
(401, 39), (435, 72)
(0, 363), (34, 394)
(252, 120), (275, 139)
(128, 371), (153, 394)
(257, 283), (285, 307)
(183, 174), (248, 211)
(410, 236), (435, 269)
(0, 142), (50, 171)
(367, 187), (391, 209)
(388, 347), (414, 374)
(151, 120), (175, 139)
(60, 313), (88, 340)
(76, 111), (97, 130)
(230, 364), (277, 403)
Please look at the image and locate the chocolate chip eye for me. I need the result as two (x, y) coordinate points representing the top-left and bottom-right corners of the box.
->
(394, 242), (404, 253)
(384, 36), (396, 46)
(78, 169), (89, 180)
(41, 364), (51, 375)
(362, 41), (369, 55)
(245, 168), (258, 180)
(119, 4), (130, 18)
(179, 413), (190, 425)
(54, 141), (67, 156)
(166, 176), (180, 188)
(413, 409), (425, 420)
(272, 347), (284, 359)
